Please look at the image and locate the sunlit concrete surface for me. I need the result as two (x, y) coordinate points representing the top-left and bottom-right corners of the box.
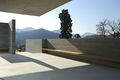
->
(0, 52), (120, 80)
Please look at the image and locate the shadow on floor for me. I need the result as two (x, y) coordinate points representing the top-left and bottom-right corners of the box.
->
(2, 54), (59, 70)
(3, 65), (120, 80)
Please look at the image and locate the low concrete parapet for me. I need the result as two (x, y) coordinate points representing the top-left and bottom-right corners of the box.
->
(26, 38), (120, 68)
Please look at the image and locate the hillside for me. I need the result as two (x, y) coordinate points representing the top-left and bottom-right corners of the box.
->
(16, 27), (35, 32)
(52, 29), (61, 34)
(16, 28), (59, 45)
(16, 28), (97, 45)
(81, 32), (97, 38)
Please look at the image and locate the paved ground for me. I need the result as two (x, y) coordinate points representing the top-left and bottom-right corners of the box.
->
(0, 52), (120, 80)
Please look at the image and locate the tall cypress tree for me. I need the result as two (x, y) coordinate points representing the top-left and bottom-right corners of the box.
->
(59, 9), (72, 39)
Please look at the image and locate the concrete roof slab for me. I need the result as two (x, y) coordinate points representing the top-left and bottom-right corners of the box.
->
(0, 0), (71, 16)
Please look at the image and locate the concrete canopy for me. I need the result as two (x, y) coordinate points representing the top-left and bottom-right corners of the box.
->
(0, 0), (71, 16)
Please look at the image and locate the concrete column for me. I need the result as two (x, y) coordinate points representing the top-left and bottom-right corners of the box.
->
(9, 20), (16, 54)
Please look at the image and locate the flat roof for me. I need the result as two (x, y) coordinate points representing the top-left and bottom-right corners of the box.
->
(0, 0), (71, 16)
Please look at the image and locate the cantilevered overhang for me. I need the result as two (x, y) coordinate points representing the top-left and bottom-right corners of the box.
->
(0, 0), (71, 16)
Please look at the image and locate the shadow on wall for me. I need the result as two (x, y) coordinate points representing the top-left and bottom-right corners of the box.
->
(66, 39), (120, 59)
(46, 39), (120, 59)
(2, 54), (59, 70)
(3, 64), (120, 80)
(46, 40), (55, 49)
(46, 39), (81, 52)
(0, 50), (9, 53)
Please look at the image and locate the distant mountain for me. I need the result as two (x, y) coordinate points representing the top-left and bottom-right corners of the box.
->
(52, 30), (97, 38)
(52, 29), (61, 34)
(16, 27), (35, 32)
(16, 28), (59, 45)
(16, 27), (97, 45)
(81, 32), (97, 38)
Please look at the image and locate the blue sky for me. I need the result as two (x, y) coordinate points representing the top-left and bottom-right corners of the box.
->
(0, 0), (120, 35)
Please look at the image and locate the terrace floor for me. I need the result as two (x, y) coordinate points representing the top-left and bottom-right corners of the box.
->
(0, 52), (120, 80)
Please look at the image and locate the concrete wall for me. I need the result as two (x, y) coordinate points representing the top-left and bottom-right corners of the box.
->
(26, 39), (120, 68)
(46, 39), (80, 52)
(26, 38), (120, 59)
(0, 20), (15, 54)
(0, 23), (10, 50)
(46, 39), (120, 59)
(26, 39), (42, 53)
(44, 39), (120, 68)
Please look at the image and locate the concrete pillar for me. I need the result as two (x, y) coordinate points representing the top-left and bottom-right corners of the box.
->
(9, 20), (16, 54)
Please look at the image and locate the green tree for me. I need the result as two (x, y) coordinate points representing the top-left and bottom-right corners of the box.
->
(59, 9), (72, 39)
(74, 34), (81, 39)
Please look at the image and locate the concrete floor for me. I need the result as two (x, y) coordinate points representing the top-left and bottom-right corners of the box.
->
(0, 52), (120, 80)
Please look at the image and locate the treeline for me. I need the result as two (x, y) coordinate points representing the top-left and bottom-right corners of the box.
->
(96, 19), (120, 38)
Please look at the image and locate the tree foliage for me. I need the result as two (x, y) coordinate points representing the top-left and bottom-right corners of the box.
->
(59, 9), (72, 39)
(74, 34), (81, 39)
(96, 19), (108, 37)
(107, 20), (120, 38)
(16, 43), (25, 52)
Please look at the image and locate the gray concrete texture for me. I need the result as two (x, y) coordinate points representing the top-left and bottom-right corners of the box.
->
(0, 52), (120, 80)
(0, 23), (10, 49)
(26, 39), (120, 68)
(26, 39), (42, 53)
(0, 0), (71, 16)
(0, 20), (15, 54)
(46, 39), (120, 59)
(45, 39), (120, 68)
(9, 20), (16, 54)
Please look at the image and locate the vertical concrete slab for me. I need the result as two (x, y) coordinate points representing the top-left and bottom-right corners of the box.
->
(9, 20), (16, 54)
(0, 23), (9, 49)
(26, 39), (42, 53)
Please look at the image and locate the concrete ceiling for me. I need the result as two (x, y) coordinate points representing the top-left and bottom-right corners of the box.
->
(0, 0), (71, 16)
